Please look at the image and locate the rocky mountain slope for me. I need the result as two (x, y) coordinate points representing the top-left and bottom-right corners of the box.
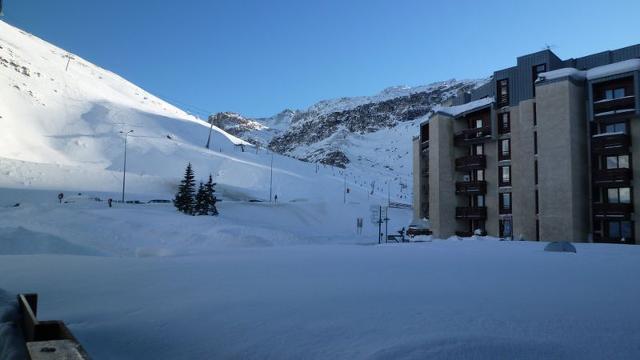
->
(210, 80), (486, 193)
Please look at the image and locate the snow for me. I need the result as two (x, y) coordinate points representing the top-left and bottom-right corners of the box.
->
(0, 200), (639, 359)
(538, 58), (640, 83)
(437, 97), (494, 117)
(592, 131), (626, 138)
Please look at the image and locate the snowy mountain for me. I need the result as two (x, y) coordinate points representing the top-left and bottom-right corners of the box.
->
(210, 79), (486, 188)
(0, 20), (374, 204)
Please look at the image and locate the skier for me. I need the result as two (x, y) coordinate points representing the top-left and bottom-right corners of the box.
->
(108, 198), (113, 208)
(274, 194), (278, 204)
(57, 192), (64, 204)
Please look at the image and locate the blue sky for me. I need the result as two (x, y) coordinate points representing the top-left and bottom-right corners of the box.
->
(4, 0), (640, 117)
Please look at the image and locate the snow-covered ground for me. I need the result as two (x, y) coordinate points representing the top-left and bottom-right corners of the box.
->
(0, 202), (639, 359)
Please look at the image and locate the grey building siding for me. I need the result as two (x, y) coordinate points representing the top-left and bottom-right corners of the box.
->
(462, 44), (640, 108)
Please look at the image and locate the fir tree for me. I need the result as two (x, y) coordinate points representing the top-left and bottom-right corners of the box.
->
(204, 174), (219, 216)
(174, 163), (196, 214)
(194, 182), (209, 216)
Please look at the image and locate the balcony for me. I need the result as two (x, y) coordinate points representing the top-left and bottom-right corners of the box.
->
(455, 155), (486, 171)
(592, 203), (633, 220)
(593, 96), (636, 119)
(592, 168), (632, 187)
(456, 207), (487, 220)
(455, 181), (487, 195)
(454, 126), (492, 146)
(591, 133), (630, 155)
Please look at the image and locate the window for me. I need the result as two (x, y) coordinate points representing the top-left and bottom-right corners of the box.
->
(497, 79), (509, 107)
(605, 155), (630, 169)
(499, 139), (511, 160)
(607, 221), (633, 240)
(604, 122), (626, 134)
(605, 88), (626, 100)
(499, 166), (511, 187)
(499, 219), (513, 238)
(533, 103), (537, 126)
(474, 169), (485, 181)
(475, 119), (484, 129)
(535, 220), (540, 241)
(498, 112), (510, 134)
(475, 195), (485, 207)
(532, 64), (547, 95)
(533, 131), (538, 155)
(607, 187), (631, 204)
(499, 192), (512, 214)
(535, 190), (539, 214)
(534, 160), (538, 185)
(473, 144), (484, 156)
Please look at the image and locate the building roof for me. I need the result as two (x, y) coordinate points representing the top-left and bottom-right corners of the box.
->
(437, 97), (494, 117)
(538, 58), (640, 83)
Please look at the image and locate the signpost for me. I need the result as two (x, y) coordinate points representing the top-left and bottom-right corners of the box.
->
(370, 205), (389, 244)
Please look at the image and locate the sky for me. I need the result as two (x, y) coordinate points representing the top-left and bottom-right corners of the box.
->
(4, 0), (640, 118)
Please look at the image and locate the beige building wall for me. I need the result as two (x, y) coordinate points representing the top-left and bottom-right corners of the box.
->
(429, 114), (457, 238)
(412, 137), (422, 221)
(536, 79), (589, 242)
(511, 100), (537, 240)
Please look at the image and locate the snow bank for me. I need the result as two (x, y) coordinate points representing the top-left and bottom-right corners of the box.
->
(0, 240), (638, 359)
(0, 289), (25, 360)
(538, 58), (640, 83)
(437, 97), (494, 117)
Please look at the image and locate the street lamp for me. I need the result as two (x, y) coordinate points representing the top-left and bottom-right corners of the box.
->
(120, 130), (134, 203)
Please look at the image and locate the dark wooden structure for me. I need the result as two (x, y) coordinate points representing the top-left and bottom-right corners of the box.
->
(18, 293), (90, 359)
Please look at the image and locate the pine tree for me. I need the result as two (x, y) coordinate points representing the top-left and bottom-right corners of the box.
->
(174, 163), (196, 214)
(194, 182), (209, 216)
(204, 174), (219, 216)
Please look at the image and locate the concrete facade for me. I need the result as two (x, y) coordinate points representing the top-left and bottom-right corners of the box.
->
(428, 114), (457, 238)
(536, 79), (589, 242)
(510, 100), (537, 240)
(411, 136), (422, 221)
(412, 44), (640, 244)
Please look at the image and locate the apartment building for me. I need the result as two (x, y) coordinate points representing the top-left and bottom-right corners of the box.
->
(413, 44), (640, 244)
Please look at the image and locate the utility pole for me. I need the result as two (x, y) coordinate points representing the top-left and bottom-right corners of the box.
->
(269, 153), (274, 202)
(206, 115), (215, 149)
(120, 130), (134, 203)
(378, 206), (382, 244)
(64, 53), (74, 72)
(343, 173), (347, 204)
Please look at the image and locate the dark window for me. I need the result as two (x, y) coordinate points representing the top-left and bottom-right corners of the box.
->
(535, 219), (540, 241)
(535, 190), (539, 214)
(605, 155), (630, 169)
(499, 139), (511, 160)
(533, 103), (537, 126)
(499, 219), (513, 238)
(420, 123), (429, 142)
(604, 122), (626, 134)
(533, 131), (538, 155)
(607, 187), (631, 204)
(592, 187), (601, 203)
(499, 166), (511, 187)
(532, 64), (547, 95)
(534, 160), (538, 185)
(499, 192), (512, 214)
(605, 88), (626, 100)
(498, 112), (511, 134)
(497, 79), (509, 107)
(606, 221), (633, 240)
